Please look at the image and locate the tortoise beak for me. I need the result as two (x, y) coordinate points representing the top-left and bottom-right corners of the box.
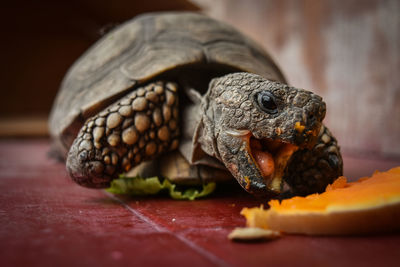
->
(217, 130), (298, 198)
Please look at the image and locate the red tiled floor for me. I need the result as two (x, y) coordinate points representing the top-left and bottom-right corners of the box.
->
(1, 139), (400, 267)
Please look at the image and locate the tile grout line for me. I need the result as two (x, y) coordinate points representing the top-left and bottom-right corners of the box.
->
(104, 191), (231, 267)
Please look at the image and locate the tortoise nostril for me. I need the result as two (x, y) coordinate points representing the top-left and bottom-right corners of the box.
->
(79, 151), (88, 162)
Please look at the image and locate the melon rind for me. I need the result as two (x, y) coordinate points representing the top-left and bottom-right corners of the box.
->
(242, 167), (400, 235)
(266, 201), (400, 235)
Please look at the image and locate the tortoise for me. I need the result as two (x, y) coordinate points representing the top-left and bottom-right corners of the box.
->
(49, 12), (343, 197)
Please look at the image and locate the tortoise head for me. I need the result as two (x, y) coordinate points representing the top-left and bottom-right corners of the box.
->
(196, 72), (326, 198)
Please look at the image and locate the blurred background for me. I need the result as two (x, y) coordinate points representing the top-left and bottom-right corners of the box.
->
(1, 0), (399, 160)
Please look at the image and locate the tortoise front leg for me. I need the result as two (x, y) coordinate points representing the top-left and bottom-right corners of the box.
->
(66, 81), (180, 188)
(284, 125), (343, 196)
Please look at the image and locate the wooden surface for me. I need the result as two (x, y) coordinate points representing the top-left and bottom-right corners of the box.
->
(195, 0), (400, 158)
(1, 139), (400, 267)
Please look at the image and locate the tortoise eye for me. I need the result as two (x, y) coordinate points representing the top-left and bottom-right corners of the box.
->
(256, 91), (278, 114)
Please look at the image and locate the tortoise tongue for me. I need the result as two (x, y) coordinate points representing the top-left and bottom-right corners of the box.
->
(250, 139), (298, 192)
(219, 130), (298, 196)
(252, 149), (275, 178)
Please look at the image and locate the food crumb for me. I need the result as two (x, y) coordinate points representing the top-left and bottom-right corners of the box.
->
(295, 122), (305, 133)
(228, 227), (281, 241)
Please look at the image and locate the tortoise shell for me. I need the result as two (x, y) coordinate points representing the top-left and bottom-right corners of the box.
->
(49, 12), (285, 156)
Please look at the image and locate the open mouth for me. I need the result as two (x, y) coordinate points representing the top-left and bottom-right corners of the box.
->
(248, 135), (298, 193)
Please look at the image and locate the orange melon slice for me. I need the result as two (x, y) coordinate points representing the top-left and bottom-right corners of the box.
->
(241, 167), (400, 235)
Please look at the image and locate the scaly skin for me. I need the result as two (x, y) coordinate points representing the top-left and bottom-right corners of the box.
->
(67, 72), (342, 197)
(284, 124), (343, 196)
(67, 81), (180, 188)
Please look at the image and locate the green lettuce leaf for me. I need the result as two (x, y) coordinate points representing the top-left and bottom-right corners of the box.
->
(106, 175), (216, 200)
